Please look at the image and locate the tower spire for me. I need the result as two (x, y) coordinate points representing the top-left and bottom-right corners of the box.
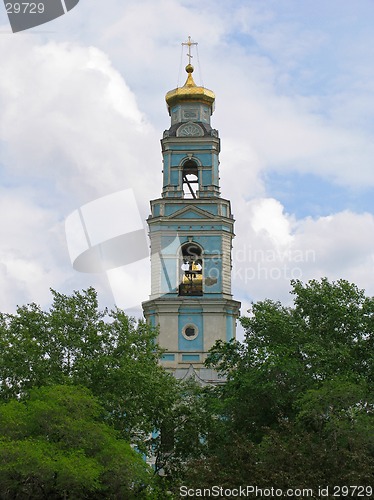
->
(165, 37), (215, 115)
(182, 35), (198, 66)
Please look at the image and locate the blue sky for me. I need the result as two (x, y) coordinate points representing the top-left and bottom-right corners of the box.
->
(0, 0), (373, 318)
(265, 171), (374, 218)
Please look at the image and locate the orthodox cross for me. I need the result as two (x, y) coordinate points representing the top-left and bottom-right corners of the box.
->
(182, 36), (198, 64)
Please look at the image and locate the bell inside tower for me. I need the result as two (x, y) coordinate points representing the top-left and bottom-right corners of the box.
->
(179, 242), (203, 296)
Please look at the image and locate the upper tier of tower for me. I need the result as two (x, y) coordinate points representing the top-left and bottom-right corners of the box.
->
(165, 63), (215, 129)
(161, 58), (221, 199)
(165, 64), (216, 124)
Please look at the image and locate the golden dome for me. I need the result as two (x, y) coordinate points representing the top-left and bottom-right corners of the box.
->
(165, 64), (215, 112)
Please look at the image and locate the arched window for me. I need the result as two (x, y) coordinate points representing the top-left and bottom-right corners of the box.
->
(182, 160), (199, 199)
(179, 242), (203, 296)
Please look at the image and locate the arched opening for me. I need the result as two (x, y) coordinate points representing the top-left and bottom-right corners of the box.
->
(182, 160), (199, 199)
(179, 242), (203, 296)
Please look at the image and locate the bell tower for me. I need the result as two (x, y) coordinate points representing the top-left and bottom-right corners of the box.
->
(142, 38), (240, 383)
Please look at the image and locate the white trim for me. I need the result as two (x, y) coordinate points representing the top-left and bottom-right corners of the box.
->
(182, 323), (199, 340)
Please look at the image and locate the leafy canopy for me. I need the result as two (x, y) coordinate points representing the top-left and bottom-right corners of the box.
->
(0, 385), (153, 499)
(0, 287), (177, 449)
(179, 279), (374, 490)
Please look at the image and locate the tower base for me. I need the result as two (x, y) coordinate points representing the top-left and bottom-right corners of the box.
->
(142, 296), (240, 384)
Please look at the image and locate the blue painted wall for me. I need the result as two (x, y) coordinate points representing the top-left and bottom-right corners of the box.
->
(178, 310), (203, 352)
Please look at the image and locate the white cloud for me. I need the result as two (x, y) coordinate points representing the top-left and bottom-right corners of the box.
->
(0, 36), (159, 208)
(0, 35), (158, 311)
(56, 0), (374, 191)
(232, 200), (374, 306)
(0, 188), (65, 310)
(0, 0), (373, 316)
(249, 198), (294, 247)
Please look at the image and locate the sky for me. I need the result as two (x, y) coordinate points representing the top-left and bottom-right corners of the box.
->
(0, 0), (373, 328)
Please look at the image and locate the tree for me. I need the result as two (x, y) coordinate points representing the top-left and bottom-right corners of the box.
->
(154, 379), (217, 479)
(0, 385), (154, 499)
(206, 278), (374, 438)
(179, 279), (374, 491)
(0, 287), (176, 451)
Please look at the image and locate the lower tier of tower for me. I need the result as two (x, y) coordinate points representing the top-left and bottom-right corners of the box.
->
(142, 296), (241, 381)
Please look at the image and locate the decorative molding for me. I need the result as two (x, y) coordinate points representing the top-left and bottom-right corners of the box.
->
(177, 122), (204, 137)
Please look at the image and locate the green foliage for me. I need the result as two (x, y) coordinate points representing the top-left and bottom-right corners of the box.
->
(0, 385), (153, 499)
(155, 379), (219, 479)
(180, 278), (374, 491)
(290, 278), (374, 381)
(0, 287), (176, 449)
(207, 279), (374, 439)
(1, 279), (373, 495)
